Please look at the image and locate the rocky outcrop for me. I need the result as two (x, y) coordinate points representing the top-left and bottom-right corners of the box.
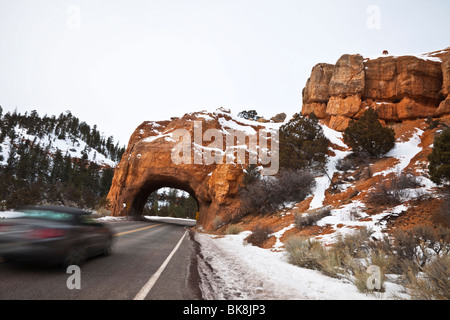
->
(107, 110), (278, 230)
(436, 52), (450, 116)
(302, 48), (450, 130)
(329, 54), (365, 97)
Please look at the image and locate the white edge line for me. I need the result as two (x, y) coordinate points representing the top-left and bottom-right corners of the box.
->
(133, 230), (188, 300)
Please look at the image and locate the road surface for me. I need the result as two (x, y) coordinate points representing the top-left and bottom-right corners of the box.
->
(0, 220), (202, 300)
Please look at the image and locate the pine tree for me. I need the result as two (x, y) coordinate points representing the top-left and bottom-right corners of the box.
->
(6, 141), (18, 173)
(99, 168), (114, 196)
(16, 142), (32, 181)
(279, 112), (329, 171)
(238, 110), (260, 121)
(428, 127), (450, 185)
(50, 149), (65, 183)
(343, 108), (395, 158)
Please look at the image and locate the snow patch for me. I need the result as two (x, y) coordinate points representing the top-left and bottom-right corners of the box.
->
(374, 128), (424, 177)
(309, 125), (351, 210)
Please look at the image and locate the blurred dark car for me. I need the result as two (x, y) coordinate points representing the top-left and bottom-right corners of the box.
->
(0, 205), (113, 267)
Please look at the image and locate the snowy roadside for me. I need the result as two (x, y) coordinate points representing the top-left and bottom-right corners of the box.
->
(195, 231), (407, 300)
(95, 215), (196, 226)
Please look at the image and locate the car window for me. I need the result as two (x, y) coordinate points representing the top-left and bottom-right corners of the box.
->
(79, 215), (100, 226)
(21, 210), (74, 221)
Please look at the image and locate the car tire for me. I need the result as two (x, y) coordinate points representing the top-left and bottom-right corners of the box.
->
(103, 237), (113, 256)
(63, 246), (86, 269)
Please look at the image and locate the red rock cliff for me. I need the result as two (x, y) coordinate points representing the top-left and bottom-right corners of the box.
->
(302, 48), (450, 131)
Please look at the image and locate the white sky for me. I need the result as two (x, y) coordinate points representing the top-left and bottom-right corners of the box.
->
(0, 0), (449, 146)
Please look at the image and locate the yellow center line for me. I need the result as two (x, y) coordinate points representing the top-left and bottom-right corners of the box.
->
(113, 223), (163, 237)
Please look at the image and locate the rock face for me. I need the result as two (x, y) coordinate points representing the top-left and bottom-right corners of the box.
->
(437, 52), (450, 116)
(107, 110), (278, 230)
(302, 48), (450, 130)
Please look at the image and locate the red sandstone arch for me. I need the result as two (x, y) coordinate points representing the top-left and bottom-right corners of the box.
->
(107, 111), (267, 230)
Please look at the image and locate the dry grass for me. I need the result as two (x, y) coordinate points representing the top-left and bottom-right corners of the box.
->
(404, 255), (450, 300)
(225, 224), (243, 235)
(285, 225), (450, 297)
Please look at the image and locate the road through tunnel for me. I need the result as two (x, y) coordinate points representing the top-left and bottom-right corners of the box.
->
(131, 178), (200, 221)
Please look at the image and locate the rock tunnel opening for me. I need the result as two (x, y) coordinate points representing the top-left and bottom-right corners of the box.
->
(144, 187), (199, 220)
(127, 175), (208, 225)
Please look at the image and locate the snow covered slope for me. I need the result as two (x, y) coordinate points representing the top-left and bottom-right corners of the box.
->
(0, 126), (116, 168)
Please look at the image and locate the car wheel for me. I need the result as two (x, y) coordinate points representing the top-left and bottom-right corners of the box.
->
(63, 246), (86, 269)
(103, 237), (113, 256)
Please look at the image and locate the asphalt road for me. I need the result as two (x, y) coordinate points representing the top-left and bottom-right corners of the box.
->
(0, 220), (203, 300)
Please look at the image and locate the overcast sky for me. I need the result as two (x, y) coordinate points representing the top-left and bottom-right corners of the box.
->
(0, 0), (449, 145)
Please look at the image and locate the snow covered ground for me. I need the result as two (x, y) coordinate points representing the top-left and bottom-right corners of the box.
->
(195, 231), (407, 300)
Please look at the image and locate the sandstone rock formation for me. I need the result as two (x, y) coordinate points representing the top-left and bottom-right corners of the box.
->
(270, 112), (287, 123)
(107, 110), (279, 230)
(436, 51), (450, 116)
(302, 48), (450, 130)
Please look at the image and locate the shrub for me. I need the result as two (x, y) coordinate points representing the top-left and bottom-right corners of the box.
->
(285, 236), (327, 270)
(391, 224), (450, 272)
(367, 172), (421, 206)
(241, 169), (315, 215)
(428, 127), (450, 185)
(241, 164), (261, 190)
(277, 170), (316, 203)
(333, 227), (373, 258)
(285, 234), (360, 280)
(279, 112), (329, 172)
(286, 224), (450, 297)
(425, 116), (440, 130)
(343, 108), (395, 158)
(237, 110), (260, 121)
(436, 190), (450, 227)
(226, 224), (243, 235)
(336, 157), (354, 172)
(367, 181), (402, 206)
(246, 224), (273, 247)
(405, 254), (450, 300)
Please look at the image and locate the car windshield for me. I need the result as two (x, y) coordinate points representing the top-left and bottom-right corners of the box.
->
(21, 210), (74, 221)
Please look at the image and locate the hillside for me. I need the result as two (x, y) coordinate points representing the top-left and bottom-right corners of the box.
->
(193, 110), (450, 299)
(197, 48), (450, 299)
(214, 116), (449, 233)
(0, 108), (125, 210)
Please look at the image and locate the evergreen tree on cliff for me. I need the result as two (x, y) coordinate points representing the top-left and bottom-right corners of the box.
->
(279, 112), (329, 171)
(428, 127), (450, 185)
(343, 107), (395, 158)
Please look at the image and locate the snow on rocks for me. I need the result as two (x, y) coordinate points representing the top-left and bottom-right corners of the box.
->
(309, 124), (351, 210)
(374, 128), (424, 177)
